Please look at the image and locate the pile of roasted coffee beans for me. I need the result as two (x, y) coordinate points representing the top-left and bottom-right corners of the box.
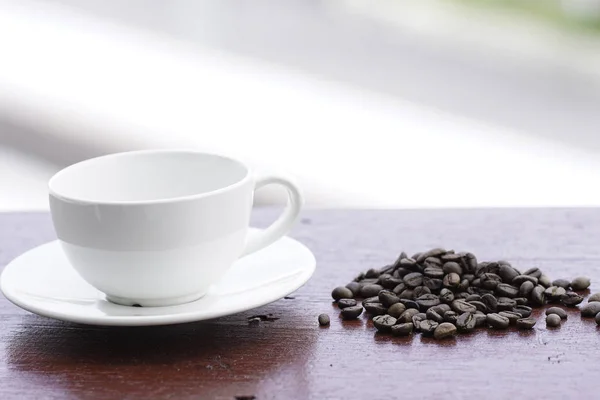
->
(323, 248), (599, 339)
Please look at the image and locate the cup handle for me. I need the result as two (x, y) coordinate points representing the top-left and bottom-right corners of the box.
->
(241, 172), (303, 257)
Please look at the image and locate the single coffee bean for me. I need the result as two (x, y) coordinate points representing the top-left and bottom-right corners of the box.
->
(387, 303), (407, 318)
(426, 308), (445, 323)
(561, 291), (584, 307)
(400, 258), (418, 270)
(413, 286), (431, 298)
(338, 299), (357, 309)
(403, 272), (424, 288)
(443, 262), (463, 275)
(332, 286), (354, 301)
(530, 285), (546, 306)
(419, 320), (439, 336)
(378, 275), (404, 290)
(318, 313), (330, 326)
(514, 297), (528, 306)
(430, 304), (451, 315)
(360, 284), (384, 298)
(416, 294), (441, 310)
(398, 308), (420, 323)
(341, 306), (363, 320)
(486, 262), (501, 275)
(373, 314), (397, 332)
(498, 265), (520, 283)
(456, 312), (476, 332)
(516, 317), (537, 329)
(473, 312), (487, 327)
(571, 276), (591, 291)
(362, 296), (379, 304)
(466, 294), (481, 302)
(443, 273), (461, 288)
(496, 297), (517, 311)
(391, 322), (414, 336)
(394, 268), (411, 278)
(552, 279), (571, 289)
(379, 290), (400, 307)
(499, 311), (521, 325)
(399, 299), (419, 310)
(471, 278), (481, 288)
(457, 279), (470, 292)
(423, 277), (443, 291)
(545, 307), (567, 319)
(546, 314), (561, 327)
(423, 257), (443, 267)
(451, 300), (477, 314)
(519, 281), (534, 298)
(523, 267), (542, 278)
(363, 302), (387, 316)
(513, 305), (533, 318)
(588, 292), (600, 303)
(544, 286), (566, 302)
(412, 313), (427, 330)
(538, 275), (551, 288)
(480, 273), (502, 290)
(496, 283), (519, 298)
(443, 310), (458, 324)
(468, 301), (488, 313)
(416, 248), (446, 264)
(424, 267), (445, 279)
(345, 282), (361, 296)
(434, 322), (457, 340)
(581, 302), (600, 317)
(463, 274), (475, 283)
(439, 288), (455, 303)
(392, 283), (407, 295)
(365, 268), (381, 279)
(398, 289), (414, 300)
(487, 313), (510, 329)
(441, 253), (462, 263)
(513, 275), (538, 286)
(481, 293), (498, 312)
(359, 278), (379, 285)
(464, 252), (478, 273)
(456, 292), (470, 300)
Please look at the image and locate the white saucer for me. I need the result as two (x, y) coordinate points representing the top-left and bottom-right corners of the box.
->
(0, 228), (316, 326)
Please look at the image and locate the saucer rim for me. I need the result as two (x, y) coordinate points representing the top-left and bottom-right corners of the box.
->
(0, 228), (316, 326)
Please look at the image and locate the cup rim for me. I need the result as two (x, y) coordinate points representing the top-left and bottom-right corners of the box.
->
(48, 149), (251, 206)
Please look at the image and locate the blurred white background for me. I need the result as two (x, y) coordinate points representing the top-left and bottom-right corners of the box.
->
(1, 0), (600, 210)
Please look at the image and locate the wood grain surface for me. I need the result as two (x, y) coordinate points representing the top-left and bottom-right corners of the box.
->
(1, 209), (600, 400)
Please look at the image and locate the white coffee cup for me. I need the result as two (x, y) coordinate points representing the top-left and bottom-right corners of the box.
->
(48, 149), (303, 307)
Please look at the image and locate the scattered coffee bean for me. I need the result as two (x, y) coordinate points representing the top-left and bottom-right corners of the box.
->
(552, 279), (571, 289)
(373, 315), (397, 332)
(398, 308), (420, 323)
(391, 322), (414, 336)
(378, 291), (400, 307)
(341, 306), (363, 320)
(498, 265), (520, 283)
(487, 313), (510, 329)
(345, 282), (361, 296)
(498, 311), (520, 325)
(387, 303), (407, 318)
(426, 308), (445, 323)
(538, 275), (551, 288)
(481, 293), (498, 312)
(519, 281), (534, 298)
(581, 302), (600, 317)
(318, 314), (330, 326)
(363, 302), (387, 316)
(361, 284), (384, 298)
(404, 272), (424, 288)
(561, 291), (584, 307)
(544, 286), (566, 302)
(588, 293), (600, 303)
(473, 312), (487, 327)
(516, 317), (536, 329)
(443, 273), (461, 288)
(545, 307), (567, 319)
(419, 320), (439, 336)
(530, 285), (546, 306)
(546, 314), (561, 327)
(413, 286), (431, 298)
(496, 283), (519, 298)
(444, 310), (458, 324)
(571, 276), (591, 291)
(399, 299), (419, 310)
(412, 313), (427, 330)
(513, 275), (538, 286)
(496, 297), (517, 311)
(513, 305), (533, 318)
(434, 322), (457, 339)
(452, 299), (477, 314)
(523, 267), (542, 279)
(338, 299), (357, 309)
(439, 288), (455, 303)
(456, 312), (476, 332)
(332, 287), (353, 301)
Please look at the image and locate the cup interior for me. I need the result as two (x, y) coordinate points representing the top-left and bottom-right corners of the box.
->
(49, 150), (248, 203)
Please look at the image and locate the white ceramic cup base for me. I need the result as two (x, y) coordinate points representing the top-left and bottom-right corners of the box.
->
(106, 292), (206, 307)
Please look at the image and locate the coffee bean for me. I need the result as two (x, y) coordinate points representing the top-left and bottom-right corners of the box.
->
(480, 273), (502, 290)
(378, 276), (404, 290)
(430, 304), (451, 315)
(416, 248), (446, 264)
(481, 293), (498, 312)
(468, 301), (488, 313)
(341, 306), (363, 320)
(412, 313), (427, 330)
(434, 322), (457, 340)
(581, 302), (600, 317)
(571, 276), (591, 291)
(413, 286), (431, 298)
(456, 312), (476, 332)
(513, 305), (532, 318)
(463, 274), (475, 283)
(387, 303), (407, 318)
(423, 277), (443, 291)
(546, 314), (561, 327)
(392, 283), (407, 295)
(443, 310), (458, 324)
(400, 258), (419, 270)
(552, 279), (571, 289)
(451, 300), (477, 314)
(398, 289), (414, 300)
(399, 299), (419, 310)
(353, 272), (365, 282)
(519, 281), (534, 298)
(318, 314), (330, 326)
(332, 287), (354, 301)
(403, 272), (424, 288)
(378, 290), (400, 307)
(498, 265), (520, 283)
(544, 286), (566, 302)
(513, 275), (538, 286)
(464, 253), (478, 273)
(395, 268), (411, 278)
(362, 296), (379, 304)
(588, 293), (600, 303)
(466, 294), (481, 302)
(398, 308), (420, 323)
(391, 322), (414, 336)
(545, 307), (567, 319)
(443, 273), (461, 288)
(523, 267), (542, 279)
(561, 291), (584, 307)
(516, 317), (536, 329)
(373, 314), (397, 332)
(443, 262), (462, 275)
(426, 308), (445, 323)
(596, 313), (600, 326)
(499, 311), (520, 325)
(416, 294), (441, 310)
(538, 275), (551, 288)
(487, 313), (510, 329)
(345, 282), (361, 296)
(473, 312), (487, 327)
(471, 278), (481, 288)
(496, 297), (517, 311)
(530, 285), (546, 306)
(359, 278), (379, 285)
(496, 283), (519, 298)
(424, 267), (444, 279)
(514, 297), (528, 306)
(338, 299), (357, 309)
(363, 302), (387, 316)
(419, 320), (439, 336)
(361, 284), (384, 298)
(457, 279), (470, 292)
(423, 257), (443, 267)
(365, 268), (381, 279)
(439, 288), (455, 303)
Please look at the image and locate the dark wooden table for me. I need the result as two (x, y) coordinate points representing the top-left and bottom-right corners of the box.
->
(1, 209), (600, 399)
